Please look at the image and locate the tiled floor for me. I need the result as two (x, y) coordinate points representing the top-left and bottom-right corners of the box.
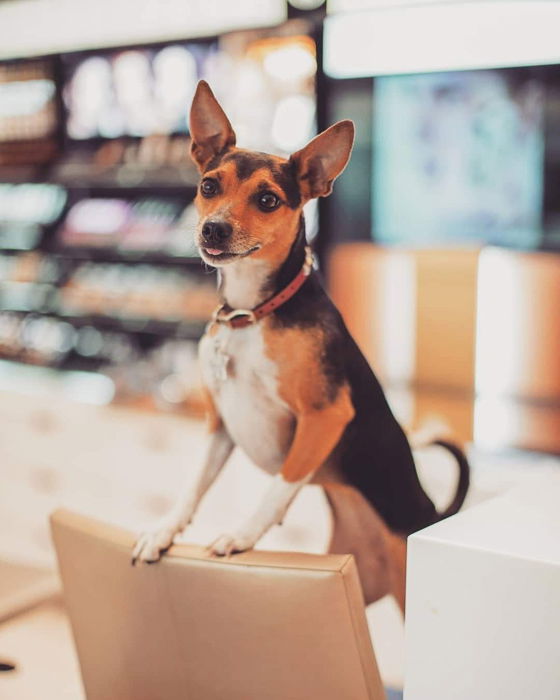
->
(1, 392), (558, 699)
(0, 561), (58, 623)
(0, 600), (82, 700)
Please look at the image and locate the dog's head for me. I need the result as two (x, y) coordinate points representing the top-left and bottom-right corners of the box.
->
(189, 81), (354, 267)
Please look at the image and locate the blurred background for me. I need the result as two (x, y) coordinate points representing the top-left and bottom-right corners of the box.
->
(0, 0), (559, 696)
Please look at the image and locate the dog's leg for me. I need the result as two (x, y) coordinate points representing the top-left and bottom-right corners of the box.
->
(323, 482), (407, 614)
(132, 426), (234, 564)
(209, 472), (310, 556)
(210, 390), (354, 556)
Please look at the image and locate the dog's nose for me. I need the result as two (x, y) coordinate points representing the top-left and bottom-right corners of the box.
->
(201, 221), (232, 244)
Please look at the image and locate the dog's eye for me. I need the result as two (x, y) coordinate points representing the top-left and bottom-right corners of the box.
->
(257, 192), (280, 212)
(200, 178), (218, 197)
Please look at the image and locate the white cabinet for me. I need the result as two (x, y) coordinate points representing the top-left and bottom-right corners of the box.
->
(404, 473), (560, 700)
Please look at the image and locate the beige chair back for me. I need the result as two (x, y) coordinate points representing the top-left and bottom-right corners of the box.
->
(51, 509), (385, 700)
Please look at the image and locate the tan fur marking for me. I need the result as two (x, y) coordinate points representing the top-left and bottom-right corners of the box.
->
(263, 323), (334, 411)
(201, 385), (221, 433)
(263, 322), (355, 482)
(280, 387), (354, 483)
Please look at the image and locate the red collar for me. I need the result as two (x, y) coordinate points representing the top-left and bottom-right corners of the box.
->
(210, 246), (314, 329)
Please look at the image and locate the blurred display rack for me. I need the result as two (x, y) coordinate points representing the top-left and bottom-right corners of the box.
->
(0, 177), (216, 380)
(2, 309), (207, 340)
(0, 163), (200, 190)
(44, 247), (203, 267)
(49, 165), (200, 191)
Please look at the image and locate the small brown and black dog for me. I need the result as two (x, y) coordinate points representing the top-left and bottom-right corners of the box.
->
(133, 81), (469, 611)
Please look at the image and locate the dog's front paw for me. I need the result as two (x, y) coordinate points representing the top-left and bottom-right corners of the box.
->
(209, 533), (256, 557)
(131, 526), (176, 565)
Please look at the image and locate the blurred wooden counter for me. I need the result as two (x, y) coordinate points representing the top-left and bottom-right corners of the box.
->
(328, 243), (560, 453)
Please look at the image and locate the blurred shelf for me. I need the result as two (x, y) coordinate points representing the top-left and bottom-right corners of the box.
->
(45, 246), (204, 267)
(50, 164), (199, 191)
(0, 246), (207, 268)
(0, 309), (207, 339)
(0, 247), (40, 255)
(0, 165), (200, 191)
(0, 350), (106, 373)
(59, 182), (199, 197)
(0, 165), (46, 184)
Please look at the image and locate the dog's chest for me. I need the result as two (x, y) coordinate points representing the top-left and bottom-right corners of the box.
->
(199, 323), (295, 473)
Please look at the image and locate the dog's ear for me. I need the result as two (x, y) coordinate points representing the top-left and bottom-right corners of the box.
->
(189, 81), (236, 172)
(290, 120), (354, 201)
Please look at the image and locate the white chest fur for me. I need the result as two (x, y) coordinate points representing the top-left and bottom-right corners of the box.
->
(199, 322), (295, 474)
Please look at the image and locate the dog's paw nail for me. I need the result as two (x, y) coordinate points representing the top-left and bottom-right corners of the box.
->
(208, 535), (229, 556)
(209, 534), (253, 557)
(132, 528), (175, 565)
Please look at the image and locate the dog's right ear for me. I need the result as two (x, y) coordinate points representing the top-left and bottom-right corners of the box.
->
(189, 81), (236, 172)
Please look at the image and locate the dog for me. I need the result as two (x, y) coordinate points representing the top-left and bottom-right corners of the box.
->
(132, 81), (469, 607)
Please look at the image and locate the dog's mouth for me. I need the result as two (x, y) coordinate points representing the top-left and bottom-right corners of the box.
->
(200, 245), (260, 264)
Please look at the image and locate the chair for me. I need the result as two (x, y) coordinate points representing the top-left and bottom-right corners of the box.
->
(50, 509), (386, 700)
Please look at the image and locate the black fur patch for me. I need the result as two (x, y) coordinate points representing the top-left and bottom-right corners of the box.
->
(224, 152), (274, 181)
(204, 150), (228, 173)
(274, 160), (301, 209)
(222, 152), (302, 209)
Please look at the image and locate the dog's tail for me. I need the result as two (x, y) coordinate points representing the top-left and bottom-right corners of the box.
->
(408, 421), (471, 520)
(430, 438), (470, 519)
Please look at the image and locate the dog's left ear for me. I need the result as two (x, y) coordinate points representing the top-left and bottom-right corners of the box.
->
(189, 80), (236, 172)
(290, 120), (354, 201)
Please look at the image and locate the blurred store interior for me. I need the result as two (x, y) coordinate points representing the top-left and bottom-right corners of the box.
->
(0, 0), (559, 697)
